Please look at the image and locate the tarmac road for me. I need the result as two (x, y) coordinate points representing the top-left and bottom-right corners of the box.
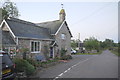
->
(58, 50), (118, 78)
(34, 50), (118, 79)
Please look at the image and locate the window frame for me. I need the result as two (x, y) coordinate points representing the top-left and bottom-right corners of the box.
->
(30, 41), (41, 53)
(61, 33), (66, 40)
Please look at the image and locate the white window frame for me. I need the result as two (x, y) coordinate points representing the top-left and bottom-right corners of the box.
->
(30, 41), (41, 53)
(61, 33), (66, 40)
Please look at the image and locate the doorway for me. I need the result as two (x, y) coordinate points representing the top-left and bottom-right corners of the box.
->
(50, 47), (54, 58)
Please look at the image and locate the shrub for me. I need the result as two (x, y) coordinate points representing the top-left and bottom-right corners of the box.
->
(26, 58), (41, 68)
(25, 62), (35, 76)
(60, 55), (72, 60)
(67, 55), (72, 59)
(13, 58), (26, 72)
(13, 58), (35, 76)
(60, 48), (67, 57)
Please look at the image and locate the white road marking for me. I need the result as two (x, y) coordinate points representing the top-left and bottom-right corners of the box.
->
(58, 73), (64, 76)
(64, 70), (68, 73)
(67, 68), (71, 71)
(55, 77), (59, 78)
(53, 55), (98, 80)
(71, 64), (77, 67)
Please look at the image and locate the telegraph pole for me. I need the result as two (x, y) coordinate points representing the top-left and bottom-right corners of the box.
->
(78, 33), (80, 52)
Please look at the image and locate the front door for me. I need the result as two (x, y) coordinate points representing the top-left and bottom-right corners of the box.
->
(50, 47), (54, 58)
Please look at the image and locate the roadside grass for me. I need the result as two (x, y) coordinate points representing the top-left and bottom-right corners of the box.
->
(111, 50), (119, 56)
(75, 50), (102, 55)
(110, 47), (119, 56)
(110, 50), (120, 56)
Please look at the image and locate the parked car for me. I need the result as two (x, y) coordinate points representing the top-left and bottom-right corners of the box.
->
(0, 51), (15, 80)
(71, 48), (77, 54)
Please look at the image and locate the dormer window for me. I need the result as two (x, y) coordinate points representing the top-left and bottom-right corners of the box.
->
(61, 33), (66, 39)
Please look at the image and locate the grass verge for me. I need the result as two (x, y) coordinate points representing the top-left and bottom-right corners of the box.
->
(110, 50), (119, 56)
(75, 50), (102, 55)
(109, 47), (119, 56)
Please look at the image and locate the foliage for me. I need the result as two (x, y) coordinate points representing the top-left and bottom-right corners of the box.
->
(13, 58), (35, 76)
(110, 47), (119, 56)
(19, 48), (30, 59)
(75, 52), (101, 55)
(99, 41), (106, 49)
(40, 59), (59, 68)
(60, 48), (67, 57)
(19, 48), (29, 53)
(83, 37), (100, 51)
(60, 55), (72, 60)
(2, 0), (20, 19)
(83, 37), (118, 51)
(99, 39), (118, 50)
(102, 39), (114, 48)
(71, 40), (78, 49)
(26, 58), (41, 68)
(25, 63), (35, 76)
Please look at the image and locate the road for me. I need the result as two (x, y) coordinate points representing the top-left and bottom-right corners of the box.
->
(34, 50), (118, 79)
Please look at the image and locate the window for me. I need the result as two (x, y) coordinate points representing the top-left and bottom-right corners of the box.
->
(61, 33), (66, 39)
(31, 41), (41, 52)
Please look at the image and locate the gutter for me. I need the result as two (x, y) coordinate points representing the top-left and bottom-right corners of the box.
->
(17, 36), (54, 41)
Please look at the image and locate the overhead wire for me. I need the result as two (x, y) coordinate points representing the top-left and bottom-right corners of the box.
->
(70, 3), (115, 27)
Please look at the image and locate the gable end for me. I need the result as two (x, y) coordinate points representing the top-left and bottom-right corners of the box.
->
(0, 20), (16, 38)
(55, 21), (72, 37)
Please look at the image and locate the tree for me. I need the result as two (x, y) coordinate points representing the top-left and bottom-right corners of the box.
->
(83, 37), (100, 51)
(102, 39), (114, 48)
(71, 39), (78, 49)
(99, 41), (108, 49)
(1, 0), (20, 19)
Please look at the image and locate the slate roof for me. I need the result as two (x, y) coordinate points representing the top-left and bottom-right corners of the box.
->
(36, 20), (62, 34)
(5, 17), (53, 40)
(2, 31), (16, 46)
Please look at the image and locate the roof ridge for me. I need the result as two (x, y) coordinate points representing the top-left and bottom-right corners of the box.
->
(7, 17), (36, 26)
(36, 20), (60, 24)
(7, 17), (49, 30)
(35, 25), (49, 30)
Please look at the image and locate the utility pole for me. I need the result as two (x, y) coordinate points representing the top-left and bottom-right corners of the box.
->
(78, 33), (80, 52)
(78, 33), (80, 41)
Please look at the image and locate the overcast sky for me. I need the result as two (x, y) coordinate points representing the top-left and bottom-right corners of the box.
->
(1, 0), (118, 42)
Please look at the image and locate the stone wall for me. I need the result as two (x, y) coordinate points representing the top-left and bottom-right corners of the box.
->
(55, 22), (71, 56)
(17, 38), (51, 59)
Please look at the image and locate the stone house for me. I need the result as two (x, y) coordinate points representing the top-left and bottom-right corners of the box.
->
(0, 9), (72, 59)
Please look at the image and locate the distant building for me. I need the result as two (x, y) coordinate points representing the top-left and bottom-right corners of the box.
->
(77, 40), (85, 53)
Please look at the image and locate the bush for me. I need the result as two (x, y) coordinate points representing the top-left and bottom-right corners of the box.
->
(60, 55), (72, 60)
(13, 58), (35, 76)
(67, 55), (72, 59)
(26, 58), (41, 68)
(60, 48), (67, 57)
(25, 62), (35, 76)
